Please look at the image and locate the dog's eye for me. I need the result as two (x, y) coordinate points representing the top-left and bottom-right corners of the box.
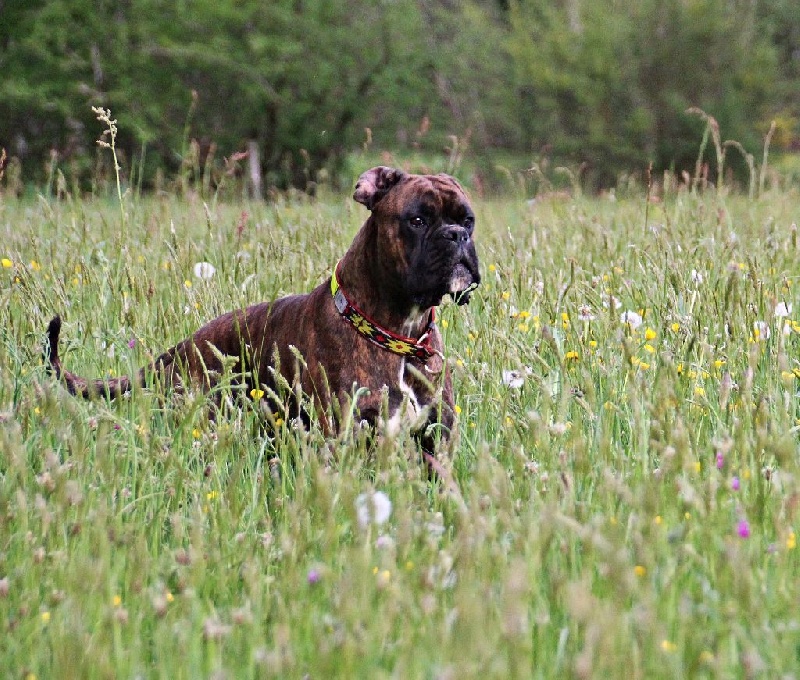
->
(463, 216), (475, 232)
(409, 216), (427, 229)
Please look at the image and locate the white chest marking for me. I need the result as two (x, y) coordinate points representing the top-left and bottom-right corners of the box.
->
(382, 359), (429, 436)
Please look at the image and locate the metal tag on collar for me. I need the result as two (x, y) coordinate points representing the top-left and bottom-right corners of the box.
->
(333, 289), (348, 314)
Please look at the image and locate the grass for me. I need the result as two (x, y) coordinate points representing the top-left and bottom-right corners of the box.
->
(1, 184), (799, 678)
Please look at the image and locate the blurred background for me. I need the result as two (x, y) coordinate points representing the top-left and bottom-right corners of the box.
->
(0, 0), (798, 196)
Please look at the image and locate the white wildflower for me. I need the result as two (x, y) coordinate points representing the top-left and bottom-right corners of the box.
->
(193, 261), (216, 280)
(577, 304), (595, 322)
(502, 369), (525, 389)
(691, 269), (704, 285)
(356, 491), (392, 528)
(774, 302), (792, 318)
(620, 310), (643, 331)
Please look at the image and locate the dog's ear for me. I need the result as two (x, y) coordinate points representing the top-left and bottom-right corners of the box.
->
(353, 166), (406, 210)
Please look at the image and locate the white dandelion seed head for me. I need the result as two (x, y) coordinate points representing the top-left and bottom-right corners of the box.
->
(620, 310), (643, 331)
(774, 302), (792, 318)
(356, 491), (392, 528)
(502, 369), (525, 389)
(193, 261), (216, 280)
(577, 304), (596, 322)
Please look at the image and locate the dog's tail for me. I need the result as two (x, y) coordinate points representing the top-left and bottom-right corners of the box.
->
(45, 315), (136, 399)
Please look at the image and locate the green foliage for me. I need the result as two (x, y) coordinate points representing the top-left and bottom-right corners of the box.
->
(0, 0), (798, 191)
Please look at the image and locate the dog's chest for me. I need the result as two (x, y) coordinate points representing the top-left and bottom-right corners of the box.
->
(381, 359), (435, 435)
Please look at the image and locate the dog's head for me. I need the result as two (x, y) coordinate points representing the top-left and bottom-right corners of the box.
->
(354, 166), (481, 309)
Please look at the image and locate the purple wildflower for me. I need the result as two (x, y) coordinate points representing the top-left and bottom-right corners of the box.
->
(307, 568), (321, 585)
(128, 338), (136, 349)
(737, 520), (750, 539)
(715, 452), (724, 470)
(731, 476), (740, 491)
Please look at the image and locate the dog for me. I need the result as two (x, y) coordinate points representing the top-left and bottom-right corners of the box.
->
(46, 166), (480, 450)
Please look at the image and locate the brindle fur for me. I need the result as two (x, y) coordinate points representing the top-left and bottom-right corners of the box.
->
(46, 167), (480, 444)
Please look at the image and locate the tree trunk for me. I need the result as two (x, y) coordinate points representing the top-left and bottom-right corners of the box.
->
(247, 139), (262, 200)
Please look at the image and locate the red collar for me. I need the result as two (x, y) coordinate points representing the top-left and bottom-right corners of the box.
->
(330, 262), (437, 362)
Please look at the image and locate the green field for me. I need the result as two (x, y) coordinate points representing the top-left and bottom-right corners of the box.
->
(1, 186), (799, 678)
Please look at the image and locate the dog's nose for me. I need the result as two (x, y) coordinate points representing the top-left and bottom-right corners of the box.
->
(441, 225), (470, 244)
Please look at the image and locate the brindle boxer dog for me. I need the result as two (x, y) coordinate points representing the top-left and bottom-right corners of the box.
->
(46, 166), (480, 459)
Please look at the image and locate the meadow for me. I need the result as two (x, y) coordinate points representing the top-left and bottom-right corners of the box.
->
(1, 180), (799, 678)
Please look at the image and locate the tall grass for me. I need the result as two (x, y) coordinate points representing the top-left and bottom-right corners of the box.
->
(0, 183), (799, 678)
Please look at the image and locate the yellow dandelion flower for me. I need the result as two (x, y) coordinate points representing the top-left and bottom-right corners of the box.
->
(693, 462), (701, 473)
(274, 417), (284, 427)
(688, 369), (698, 379)
(694, 386), (705, 397)
(589, 340), (597, 348)
(41, 611), (51, 624)
(489, 264), (496, 272)
(699, 651), (714, 664)
(671, 322), (680, 332)
(654, 515), (662, 525)
(609, 516), (617, 525)
(1, 258), (12, 268)
(684, 511), (692, 520)
(455, 359), (464, 368)
(441, 319), (449, 329)
(405, 561), (414, 571)
(660, 639), (676, 653)
(372, 566), (379, 575)
(519, 310), (530, 319)
(781, 371), (795, 383)
(30, 260), (41, 271)
(714, 359), (726, 369)
(250, 388), (265, 400)
(505, 416), (513, 427)
(676, 362), (683, 375)
(184, 280), (192, 288)
(501, 290), (510, 300)
(206, 491), (218, 501)
(518, 323), (529, 332)
(454, 404), (462, 415)
(644, 344), (656, 354)
(787, 532), (796, 550)
(192, 428), (201, 439)
(644, 328), (657, 340)
(565, 351), (579, 361)
(634, 565), (646, 577)
(165, 591), (174, 603)
(113, 595), (122, 607)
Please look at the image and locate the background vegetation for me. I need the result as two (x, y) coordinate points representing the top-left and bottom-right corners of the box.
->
(1, 0), (799, 193)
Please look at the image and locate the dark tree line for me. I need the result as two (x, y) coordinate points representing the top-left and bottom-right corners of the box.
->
(1, 0), (798, 193)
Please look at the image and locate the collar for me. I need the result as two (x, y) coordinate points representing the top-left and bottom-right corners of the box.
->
(330, 261), (437, 362)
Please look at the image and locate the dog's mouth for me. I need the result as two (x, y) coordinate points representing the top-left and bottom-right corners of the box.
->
(447, 263), (480, 306)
